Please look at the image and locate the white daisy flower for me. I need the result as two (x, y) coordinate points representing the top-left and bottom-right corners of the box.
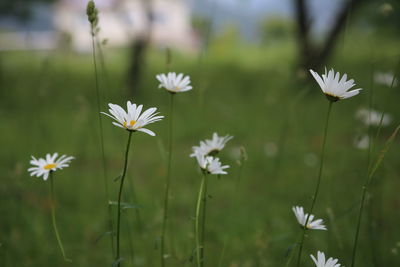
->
(190, 133), (233, 157)
(101, 101), (164, 136)
(193, 150), (229, 175)
(28, 153), (74, 181)
(156, 72), (193, 93)
(355, 108), (392, 127)
(310, 68), (362, 101)
(311, 251), (342, 267)
(292, 206), (327, 230)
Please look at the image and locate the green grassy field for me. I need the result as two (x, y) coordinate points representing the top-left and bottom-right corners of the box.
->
(1, 30), (400, 266)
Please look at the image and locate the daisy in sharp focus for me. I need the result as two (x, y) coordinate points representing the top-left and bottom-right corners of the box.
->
(311, 251), (342, 267)
(310, 68), (362, 102)
(101, 101), (164, 136)
(190, 132), (233, 157)
(193, 149), (229, 175)
(156, 72), (193, 93)
(292, 206), (327, 230)
(28, 153), (74, 181)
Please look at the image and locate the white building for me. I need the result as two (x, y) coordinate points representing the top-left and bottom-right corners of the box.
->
(54, 0), (199, 52)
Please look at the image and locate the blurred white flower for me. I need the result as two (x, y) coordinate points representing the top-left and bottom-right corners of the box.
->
(28, 153), (74, 180)
(193, 150), (229, 175)
(101, 101), (163, 136)
(353, 134), (369, 150)
(156, 72), (193, 93)
(190, 133), (233, 157)
(374, 71), (398, 87)
(310, 251), (341, 267)
(310, 68), (362, 101)
(292, 206), (327, 230)
(356, 108), (392, 127)
(379, 3), (394, 16)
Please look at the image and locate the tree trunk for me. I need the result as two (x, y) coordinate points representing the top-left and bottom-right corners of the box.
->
(294, 0), (312, 70)
(294, 0), (363, 72)
(127, 0), (153, 97)
(313, 0), (363, 70)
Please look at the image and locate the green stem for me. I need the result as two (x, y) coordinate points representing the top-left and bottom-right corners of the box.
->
(350, 185), (367, 267)
(284, 234), (302, 267)
(124, 191), (136, 264)
(200, 172), (209, 267)
(90, 23), (114, 257)
(296, 101), (333, 267)
(351, 64), (375, 267)
(49, 172), (71, 262)
(161, 93), (175, 267)
(95, 39), (110, 99)
(195, 172), (206, 267)
(116, 131), (133, 266)
(218, 158), (245, 267)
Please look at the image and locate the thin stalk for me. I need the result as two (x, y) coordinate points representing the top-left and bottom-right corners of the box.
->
(116, 131), (133, 266)
(218, 155), (246, 267)
(90, 24), (114, 256)
(96, 39), (110, 99)
(161, 93), (175, 267)
(127, 176), (144, 235)
(200, 172), (209, 267)
(296, 101), (333, 267)
(351, 128), (400, 267)
(350, 176), (369, 267)
(49, 172), (71, 262)
(284, 234), (302, 267)
(349, 124), (400, 267)
(124, 190), (136, 265)
(195, 172), (207, 267)
(350, 64), (374, 267)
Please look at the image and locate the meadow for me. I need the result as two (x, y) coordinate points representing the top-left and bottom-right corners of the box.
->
(0, 28), (400, 266)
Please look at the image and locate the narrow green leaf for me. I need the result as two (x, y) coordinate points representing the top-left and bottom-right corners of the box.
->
(368, 124), (400, 184)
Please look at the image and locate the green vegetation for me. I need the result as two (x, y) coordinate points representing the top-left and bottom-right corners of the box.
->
(0, 30), (399, 266)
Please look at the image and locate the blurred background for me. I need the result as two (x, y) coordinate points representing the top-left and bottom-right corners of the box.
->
(1, 0), (399, 266)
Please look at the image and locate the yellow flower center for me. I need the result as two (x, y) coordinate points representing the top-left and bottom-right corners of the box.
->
(123, 120), (136, 128)
(44, 163), (57, 170)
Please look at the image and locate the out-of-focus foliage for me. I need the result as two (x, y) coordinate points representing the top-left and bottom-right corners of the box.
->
(191, 15), (213, 47)
(213, 25), (241, 48)
(357, 0), (400, 35)
(1, 31), (400, 265)
(258, 16), (295, 44)
(0, 0), (56, 20)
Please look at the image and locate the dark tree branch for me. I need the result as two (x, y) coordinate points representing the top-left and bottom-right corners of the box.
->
(294, 0), (312, 69)
(294, 0), (364, 72)
(313, 0), (363, 69)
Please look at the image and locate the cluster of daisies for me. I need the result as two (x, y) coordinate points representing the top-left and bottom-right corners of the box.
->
(289, 67), (363, 266)
(26, 67), (366, 266)
(190, 132), (232, 175)
(27, 71), (193, 179)
(292, 206), (342, 265)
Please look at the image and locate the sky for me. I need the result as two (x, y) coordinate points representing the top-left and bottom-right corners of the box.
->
(189, 0), (345, 40)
